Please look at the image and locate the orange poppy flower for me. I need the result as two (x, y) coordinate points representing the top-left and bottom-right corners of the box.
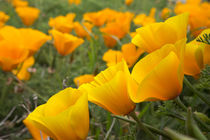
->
(49, 13), (75, 33)
(11, 0), (28, 7)
(68, 0), (81, 5)
(73, 21), (93, 39)
(15, 6), (40, 26)
(74, 74), (95, 87)
(125, 0), (133, 6)
(160, 8), (171, 20)
(50, 29), (84, 56)
(0, 11), (9, 28)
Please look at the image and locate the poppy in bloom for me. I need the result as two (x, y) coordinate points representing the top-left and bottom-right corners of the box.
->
(50, 29), (84, 56)
(80, 61), (136, 115)
(11, 0), (28, 7)
(132, 13), (188, 53)
(74, 74), (95, 87)
(133, 8), (156, 27)
(103, 43), (144, 68)
(128, 39), (186, 103)
(174, 0), (210, 36)
(68, 0), (81, 5)
(0, 26), (29, 71)
(24, 87), (89, 140)
(102, 49), (123, 67)
(15, 6), (40, 26)
(12, 56), (35, 80)
(0, 11), (9, 27)
(160, 8), (171, 20)
(19, 28), (51, 55)
(100, 12), (134, 48)
(125, 0), (133, 6)
(23, 118), (49, 140)
(73, 21), (93, 39)
(49, 13), (75, 33)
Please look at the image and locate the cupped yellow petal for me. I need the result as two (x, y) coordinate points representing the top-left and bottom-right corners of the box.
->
(132, 13), (188, 53)
(80, 61), (135, 115)
(130, 40), (185, 103)
(102, 49), (123, 67)
(25, 88), (89, 140)
(23, 118), (49, 140)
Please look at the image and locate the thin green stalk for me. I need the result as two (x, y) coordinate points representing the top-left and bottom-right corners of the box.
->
(184, 77), (210, 106)
(175, 96), (187, 111)
(104, 118), (116, 140)
(129, 111), (157, 140)
(112, 115), (170, 139)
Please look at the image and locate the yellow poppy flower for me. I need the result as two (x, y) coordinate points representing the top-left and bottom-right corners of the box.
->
(174, 0), (210, 36)
(80, 61), (136, 115)
(11, 0), (28, 8)
(132, 13), (188, 53)
(50, 29), (84, 56)
(0, 11), (9, 27)
(12, 56), (35, 80)
(133, 8), (156, 26)
(125, 0), (133, 6)
(19, 28), (51, 55)
(24, 87), (89, 140)
(160, 8), (171, 20)
(23, 118), (49, 140)
(49, 13), (75, 33)
(74, 74), (95, 87)
(73, 21), (93, 39)
(15, 6), (40, 26)
(128, 39), (185, 103)
(183, 41), (204, 77)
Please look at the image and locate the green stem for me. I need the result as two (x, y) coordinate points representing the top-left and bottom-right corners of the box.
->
(184, 77), (210, 106)
(112, 115), (170, 139)
(175, 96), (187, 111)
(129, 111), (157, 140)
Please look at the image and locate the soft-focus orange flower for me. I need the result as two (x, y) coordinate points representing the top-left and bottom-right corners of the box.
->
(83, 8), (119, 27)
(129, 32), (137, 38)
(0, 26), (29, 71)
(74, 74), (95, 87)
(103, 43), (144, 68)
(49, 13), (75, 33)
(23, 118), (49, 140)
(132, 13), (188, 53)
(80, 60), (136, 115)
(12, 56), (35, 80)
(50, 29), (84, 56)
(0, 40), (28, 71)
(133, 8), (156, 26)
(15, 6), (40, 26)
(160, 8), (171, 20)
(19, 28), (51, 55)
(11, 0), (28, 7)
(125, 0), (133, 6)
(121, 43), (144, 67)
(73, 21), (93, 39)
(100, 12), (134, 48)
(128, 39), (186, 103)
(103, 49), (123, 67)
(24, 87), (89, 140)
(68, 0), (81, 5)
(0, 11), (9, 27)
(174, 0), (210, 36)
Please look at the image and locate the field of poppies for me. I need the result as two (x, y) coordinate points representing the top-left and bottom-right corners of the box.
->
(0, 0), (210, 139)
